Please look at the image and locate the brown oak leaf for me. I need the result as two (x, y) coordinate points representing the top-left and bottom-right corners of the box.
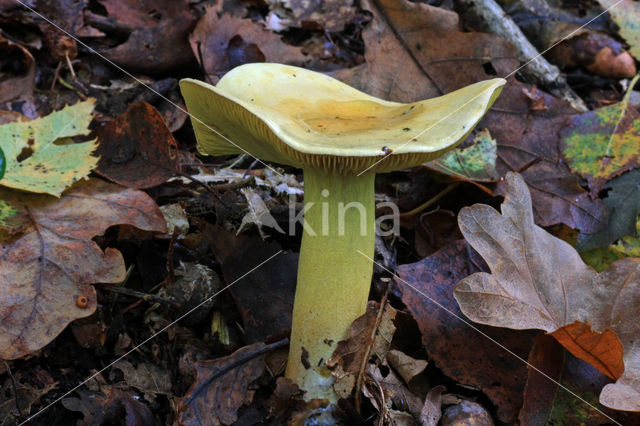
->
(454, 172), (640, 412)
(0, 179), (166, 359)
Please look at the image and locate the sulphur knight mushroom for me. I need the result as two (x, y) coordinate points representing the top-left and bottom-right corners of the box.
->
(180, 63), (505, 401)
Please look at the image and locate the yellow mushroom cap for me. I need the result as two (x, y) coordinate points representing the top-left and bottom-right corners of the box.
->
(180, 63), (505, 173)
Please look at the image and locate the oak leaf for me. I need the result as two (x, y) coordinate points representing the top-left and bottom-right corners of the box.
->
(0, 178), (166, 360)
(454, 172), (640, 411)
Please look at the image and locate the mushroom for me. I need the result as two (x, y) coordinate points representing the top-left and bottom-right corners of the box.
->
(180, 63), (505, 400)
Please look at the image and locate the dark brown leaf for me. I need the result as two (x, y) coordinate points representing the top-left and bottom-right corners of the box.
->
(396, 239), (533, 423)
(208, 226), (297, 344)
(95, 102), (179, 189)
(177, 342), (267, 426)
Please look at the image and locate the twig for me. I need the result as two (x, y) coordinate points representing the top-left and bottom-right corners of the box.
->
(3, 360), (22, 418)
(355, 288), (390, 412)
(399, 182), (460, 218)
(457, 0), (588, 112)
(98, 285), (180, 307)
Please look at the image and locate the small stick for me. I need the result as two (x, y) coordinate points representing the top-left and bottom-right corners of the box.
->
(3, 360), (22, 418)
(99, 285), (179, 307)
(399, 182), (460, 218)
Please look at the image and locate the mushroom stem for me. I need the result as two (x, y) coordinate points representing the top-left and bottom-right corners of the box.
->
(286, 168), (376, 401)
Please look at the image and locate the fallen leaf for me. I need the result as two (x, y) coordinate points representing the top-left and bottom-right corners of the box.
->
(597, 0), (640, 61)
(190, 3), (306, 83)
(92, 0), (196, 72)
(62, 374), (156, 426)
(577, 169), (640, 251)
(208, 226), (296, 344)
(328, 301), (396, 399)
(0, 99), (97, 196)
(0, 369), (57, 425)
(425, 128), (499, 182)
(396, 239), (533, 423)
(0, 36), (35, 104)
(95, 102), (179, 189)
(454, 172), (640, 411)
(420, 385), (445, 426)
(488, 84), (609, 233)
(519, 333), (640, 425)
(0, 178), (166, 359)
(177, 342), (268, 426)
(112, 360), (172, 401)
(561, 100), (640, 195)
(364, 362), (424, 423)
(386, 350), (427, 385)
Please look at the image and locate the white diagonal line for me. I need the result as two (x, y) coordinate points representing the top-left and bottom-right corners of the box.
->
(357, 250), (621, 425)
(11, 0), (283, 176)
(356, 0), (623, 176)
(19, 250), (283, 424)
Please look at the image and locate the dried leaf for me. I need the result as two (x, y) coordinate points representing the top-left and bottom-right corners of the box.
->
(209, 227), (296, 344)
(177, 342), (267, 426)
(94, 0), (195, 72)
(425, 128), (498, 182)
(0, 99), (97, 196)
(0, 179), (166, 359)
(419, 385), (445, 426)
(190, 3), (306, 83)
(95, 102), (179, 189)
(454, 172), (640, 411)
(396, 240), (532, 423)
(386, 350), (427, 385)
(328, 301), (396, 399)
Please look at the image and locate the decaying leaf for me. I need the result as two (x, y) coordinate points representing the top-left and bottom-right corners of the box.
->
(396, 239), (533, 423)
(92, 0), (196, 72)
(597, 0), (640, 61)
(561, 100), (640, 195)
(454, 172), (640, 411)
(425, 128), (499, 182)
(334, 0), (514, 102)
(327, 301), (396, 399)
(577, 169), (640, 251)
(62, 373), (156, 426)
(95, 102), (179, 189)
(0, 179), (166, 359)
(177, 342), (268, 426)
(0, 99), (97, 196)
(209, 227), (296, 344)
(190, 3), (306, 83)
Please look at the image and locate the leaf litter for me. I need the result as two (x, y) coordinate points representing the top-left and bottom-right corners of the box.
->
(2, 0), (640, 423)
